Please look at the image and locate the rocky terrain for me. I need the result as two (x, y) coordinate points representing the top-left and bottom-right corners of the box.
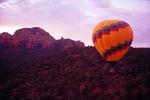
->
(13, 27), (56, 49)
(0, 27), (84, 50)
(0, 32), (13, 48)
(0, 46), (150, 100)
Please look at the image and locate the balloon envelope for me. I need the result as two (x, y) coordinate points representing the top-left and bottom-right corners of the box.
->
(92, 19), (133, 62)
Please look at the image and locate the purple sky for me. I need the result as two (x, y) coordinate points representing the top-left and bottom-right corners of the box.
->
(0, 0), (150, 47)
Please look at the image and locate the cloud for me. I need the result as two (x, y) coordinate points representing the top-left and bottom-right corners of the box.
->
(0, 0), (89, 26)
(0, 0), (8, 3)
(0, 0), (150, 46)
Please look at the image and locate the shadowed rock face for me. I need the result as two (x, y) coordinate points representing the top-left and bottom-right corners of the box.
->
(0, 27), (85, 50)
(53, 37), (85, 50)
(13, 27), (56, 49)
(0, 32), (13, 48)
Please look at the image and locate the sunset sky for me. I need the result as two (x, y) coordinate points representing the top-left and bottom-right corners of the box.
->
(0, 0), (150, 47)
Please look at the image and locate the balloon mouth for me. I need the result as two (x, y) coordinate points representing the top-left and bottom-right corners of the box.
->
(103, 60), (117, 66)
(107, 61), (117, 66)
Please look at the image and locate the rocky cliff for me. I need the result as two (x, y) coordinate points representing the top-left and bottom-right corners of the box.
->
(53, 37), (85, 50)
(0, 32), (13, 48)
(13, 27), (56, 49)
(0, 27), (85, 50)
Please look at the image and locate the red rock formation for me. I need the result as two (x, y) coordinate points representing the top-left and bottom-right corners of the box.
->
(54, 37), (84, 50)
(0, 27), (85, 50)
(0, 32), (13, 48)
(13, 27), (56, 49)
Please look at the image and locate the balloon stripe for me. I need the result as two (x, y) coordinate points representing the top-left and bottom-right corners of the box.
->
(96, 22), (129, 40)
(105, 46), (129, 61)
(93, 33), (104, 55)
(92, 34), (96, 43)
(96, 30), (105, 55)
(103, 39), (132, 58)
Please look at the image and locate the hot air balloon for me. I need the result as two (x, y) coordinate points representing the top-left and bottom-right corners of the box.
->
(92, 19), (133, 64)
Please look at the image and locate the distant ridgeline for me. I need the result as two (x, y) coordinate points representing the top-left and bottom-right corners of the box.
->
(0, 27), (84, 50)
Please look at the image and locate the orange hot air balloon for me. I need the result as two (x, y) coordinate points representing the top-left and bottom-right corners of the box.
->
(92, 19), (133, 63)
